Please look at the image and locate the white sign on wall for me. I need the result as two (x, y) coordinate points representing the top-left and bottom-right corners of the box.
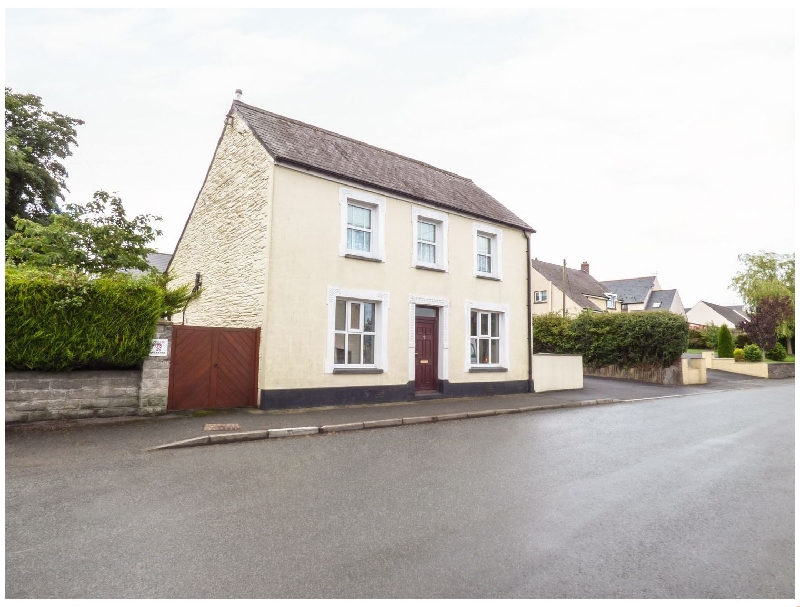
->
(150, 339), (168, 357)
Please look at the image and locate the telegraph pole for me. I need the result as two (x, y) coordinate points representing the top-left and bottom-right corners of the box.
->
(562, 259), (567, 317)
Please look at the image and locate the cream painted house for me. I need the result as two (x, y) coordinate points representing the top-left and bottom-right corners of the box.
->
(531, 259), (620, 315)
(686, 300), (748, 329)
(169, 98), (535, 409)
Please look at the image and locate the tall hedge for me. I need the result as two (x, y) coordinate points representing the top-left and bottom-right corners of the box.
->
(717, 325), (734, 358)
(532, 311), (688, 368)
(6, 265), (164, 371)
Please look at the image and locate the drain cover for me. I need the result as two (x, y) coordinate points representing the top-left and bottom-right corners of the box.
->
(204, 423), (241, 431)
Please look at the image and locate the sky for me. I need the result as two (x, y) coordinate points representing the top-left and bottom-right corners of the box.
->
(5, 8), (794, 307)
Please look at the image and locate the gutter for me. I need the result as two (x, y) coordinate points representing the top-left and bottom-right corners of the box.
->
(525, 231), (533, 393)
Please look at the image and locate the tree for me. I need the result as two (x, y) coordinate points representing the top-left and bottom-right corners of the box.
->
(731, 251), (795, 353)
(6, 190), (161, 274)
(717, 325), (734, 358)
(5, 88), (84, 235)
(738, 295), (794, 354)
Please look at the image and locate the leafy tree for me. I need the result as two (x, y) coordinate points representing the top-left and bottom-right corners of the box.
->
(738, 295), (794, 354)
(5, 88), (84, 235)
(717, 325), (734, 358)
(730, 251), (795, 306)
(731, 251), (795, 353)
(6, 190), (160, 274)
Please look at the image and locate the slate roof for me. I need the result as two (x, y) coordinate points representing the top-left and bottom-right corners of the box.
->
(125, 252), (173, 276)
(233, 101), (533, 232)
(532, 259), (610, 311)
(645, 289), (678, 311)
(702, 301), (749, 326)
(600, 276), (657, 304)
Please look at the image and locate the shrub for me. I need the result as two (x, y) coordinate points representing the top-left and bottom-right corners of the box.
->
(688, 329), (706, 350)
(733, 348), (745, 362)
(701, 323), (719, 350)
(734, 333), (750, 349)
(532, 310), (688, 368)
(5, 265), (164, 371)
(743, 344), (763, 362)
(717, 325), (735, 358)
(766, 343), (787, 361)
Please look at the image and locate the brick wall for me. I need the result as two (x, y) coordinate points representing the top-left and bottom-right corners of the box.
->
(6, 322), (173, 423)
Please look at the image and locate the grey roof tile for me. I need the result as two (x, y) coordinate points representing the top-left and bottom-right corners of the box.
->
(645, 289), (677, 310)
(702, 301), (749, 325)
(600, 276), (657, 304)
(532, 259), (611, 311)
(233, 101), (533, 232)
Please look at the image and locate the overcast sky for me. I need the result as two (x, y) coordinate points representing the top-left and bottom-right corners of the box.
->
(6, 8), (794, 306)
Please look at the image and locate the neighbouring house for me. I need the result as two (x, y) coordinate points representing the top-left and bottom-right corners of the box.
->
(531, 259), (620, 315)
(168, 96), (535, 410)
(600, 275), (686, 316)
(124, 252), (173, 276)
(686, 300), (749, 330)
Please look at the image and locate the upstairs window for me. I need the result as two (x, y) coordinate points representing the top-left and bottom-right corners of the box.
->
(534, 290), (548, 303)
(477, 234), (493, 273)
(411, 207), (449, 272)
(346, 203), (372, 253)
(417, 220), (436, 263)
(339, 188), (385, 261)
(472, 223), (503, 280)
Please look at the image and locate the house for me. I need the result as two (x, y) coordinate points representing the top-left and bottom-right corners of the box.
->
(686, 301), (748, 329)
(600, 275), (686, 316)
(531, 260), (619, 315)
(168, 97), (534, 409)
(123, 252), (173, 276)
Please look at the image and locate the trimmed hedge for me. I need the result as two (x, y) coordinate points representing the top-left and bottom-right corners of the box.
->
(6, 265), (164, 371)
(532, 311), (688, 368)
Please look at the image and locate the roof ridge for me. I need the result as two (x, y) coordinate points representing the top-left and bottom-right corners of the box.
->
(233, 100), (471, 182)
(602, 275), (656, 282)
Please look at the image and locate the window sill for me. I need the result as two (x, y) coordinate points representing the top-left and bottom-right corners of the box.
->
(333, 368), (384, 374)
(534, 301), (548, 304)
(476, 274), (501, 281)
(344, 253), (382, 263)
(468, 366), (508, 373)
(415, 264), (446, 273)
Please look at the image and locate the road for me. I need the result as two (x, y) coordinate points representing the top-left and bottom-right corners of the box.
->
(5, 383), (794, 598)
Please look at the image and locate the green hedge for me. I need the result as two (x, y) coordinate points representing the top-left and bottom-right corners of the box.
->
(532, 311), (688, 368)
(6, 265), (164, 371)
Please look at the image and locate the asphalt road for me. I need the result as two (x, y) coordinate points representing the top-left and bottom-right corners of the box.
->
(5, 383), (794, 598)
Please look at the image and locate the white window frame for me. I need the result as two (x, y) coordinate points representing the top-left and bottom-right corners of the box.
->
(326, 287), (389, 373)
(339, 187), (386, 261)
(472, 222), (503, 280)
(411, 206), (449, 272)
(464, 300), (510, 371)
(605, 293), (617, 309)
(534, 290), (548, 303)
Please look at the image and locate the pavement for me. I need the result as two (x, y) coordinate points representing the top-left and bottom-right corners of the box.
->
(6, 371), (790, 452)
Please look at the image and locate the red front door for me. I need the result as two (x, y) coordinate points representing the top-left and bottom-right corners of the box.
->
(415, 315), (437, 392)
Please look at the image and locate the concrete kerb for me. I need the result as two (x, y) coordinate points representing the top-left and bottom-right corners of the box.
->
(146, 397), (627, 451)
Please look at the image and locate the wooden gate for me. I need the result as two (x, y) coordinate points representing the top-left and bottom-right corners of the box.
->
(168, 325), (260, 410)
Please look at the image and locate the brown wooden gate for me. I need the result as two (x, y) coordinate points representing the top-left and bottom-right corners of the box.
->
(168, 325), (260, 410)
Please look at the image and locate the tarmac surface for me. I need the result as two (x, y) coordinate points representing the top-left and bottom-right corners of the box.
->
(5, 371), (784, 453)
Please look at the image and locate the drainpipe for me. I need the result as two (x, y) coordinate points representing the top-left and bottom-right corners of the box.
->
(526, 231), (533, 393)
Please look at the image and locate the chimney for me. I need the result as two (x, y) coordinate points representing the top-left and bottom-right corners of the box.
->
(235, 88), (243, 101)
(581, 261), (589, 274)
